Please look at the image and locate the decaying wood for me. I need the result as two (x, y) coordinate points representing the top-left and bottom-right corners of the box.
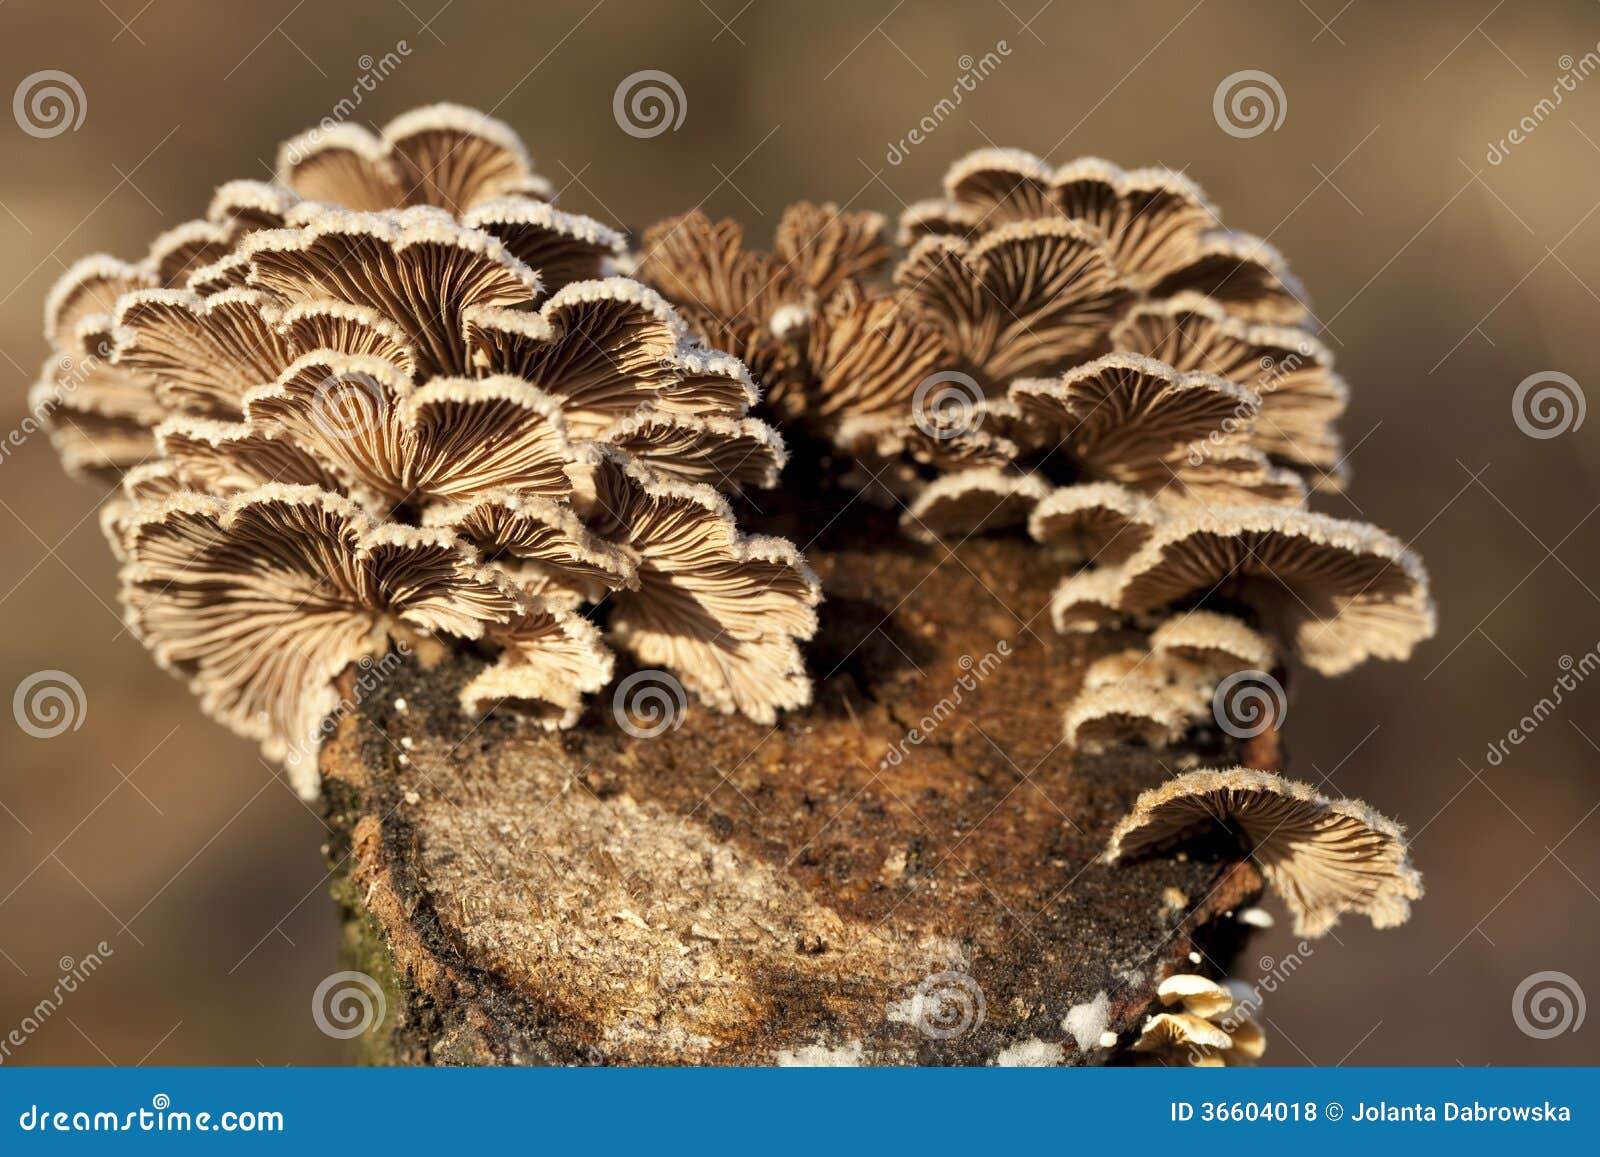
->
(319, 499), (1274, 1065)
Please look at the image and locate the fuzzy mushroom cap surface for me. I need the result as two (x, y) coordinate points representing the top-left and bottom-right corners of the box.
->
(1106, 767), (1424, 937)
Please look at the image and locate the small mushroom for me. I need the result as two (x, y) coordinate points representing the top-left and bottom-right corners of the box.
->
(118, 484), (529, 797)
(1106, 767), (1424, 937)
(1149, 610), (1277, 673)
(1063, 683), (1186, 753)
(1028, 482), (1158, 565)
(895, 219), (1130, 378)
(275, 103), (550, 213)
(1112, 292), (1348, 484)
(1105, 505), (1435, 675)
(924, 150), (1220, 290)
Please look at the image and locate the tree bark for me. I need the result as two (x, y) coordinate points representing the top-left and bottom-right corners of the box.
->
(317, 503), (1273, 1065)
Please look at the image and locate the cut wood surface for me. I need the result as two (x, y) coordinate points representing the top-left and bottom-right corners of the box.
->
(320, 502), (1271, 1065)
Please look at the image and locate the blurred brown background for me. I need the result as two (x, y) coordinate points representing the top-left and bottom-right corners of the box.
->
(1, 0), (1597, 1066)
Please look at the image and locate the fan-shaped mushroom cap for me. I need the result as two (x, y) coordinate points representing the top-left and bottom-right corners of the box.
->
(461, 198), (627, 290)
(147, 220), (237, 288)
(1007, 353), (1258, 484)
(772, 201), (892, 298)
(276, 299), (420, 376)
(635, 210), (810, 398)
(1108, 505), (1435, 675)
(155, 416), (342, 496)
(459, 604), (614, 727)
(1113, 293), (1347, 479)
(1151, 230), (1310, 326)
(1152, 441), (1311, 506)
(276, 103), (549, 213)
(588, 459), (822, 723)
(112, 288), (297, 419)
(245, 357), (580, 509)
(596, 410), (786, 491)
(1150, 610), (1276, 672)
(1132, 1011), (1234, 1055)
(895, 197), (983, 246)
(1063, 683), (1186, 753)
(938, 150), (1221, 292)
(899, 468), (1052, 542)
(798, 282), (949, 424)
(1027, 482), (1157, 565)
(1049, 566), (1131, 633)
(119, 484), (529, 797)
(45, 254), (157, 349)
(895, 220), (1130, 379)
(206, 179), (297, 236)
(240, 206), (540, 376)
(424, 490), (638, 600)
(1106, 767), (1424, 937)
(1157, 973), (1235, 1018)
(463, 278), (757, 434)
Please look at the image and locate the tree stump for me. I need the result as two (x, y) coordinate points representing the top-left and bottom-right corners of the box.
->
(318, 499), (1271, 1065)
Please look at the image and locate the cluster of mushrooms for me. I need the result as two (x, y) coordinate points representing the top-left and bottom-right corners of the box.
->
(36, 106), (1432, 1062)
